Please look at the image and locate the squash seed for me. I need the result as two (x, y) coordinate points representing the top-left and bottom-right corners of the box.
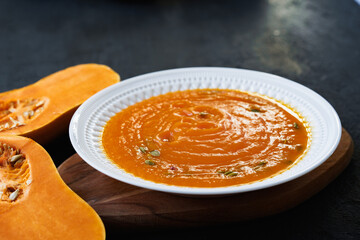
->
(199, 112), (209, 117)
(9, 189), (19, 201)
(35, 100), (44, 108)
(9, 117), (16, 124)
(10, 154), (23, 163)
(224, 171), (238, 177)
(259, 161), (267, 166)
(17, 115), (24, 123)
(26, 179), (32, 185)
(17, 122), (25, 127)
(296, 144), (303, 151)
(139, 146), (148, 153)
(254, 161), (267, 170)
(227, 172), (238, 177)
(145, 160), (155, 166)
(284, 160), (293, 164)
(149, 150), (160, 157)
(14, 159), (24, 168)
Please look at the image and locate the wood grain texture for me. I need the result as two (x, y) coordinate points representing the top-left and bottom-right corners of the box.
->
(58, 128), (353, 228)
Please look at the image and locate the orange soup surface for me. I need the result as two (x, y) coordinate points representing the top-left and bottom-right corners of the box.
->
(102, 89), (310, 188)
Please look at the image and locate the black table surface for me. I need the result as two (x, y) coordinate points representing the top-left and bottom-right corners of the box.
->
(1, 0), (359, 239)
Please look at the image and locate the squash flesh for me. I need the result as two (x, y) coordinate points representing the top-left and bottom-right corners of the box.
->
(0, 136), (105, 240)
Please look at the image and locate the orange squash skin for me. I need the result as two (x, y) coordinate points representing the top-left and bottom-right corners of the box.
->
(0, 135), (105, 240)
(0, 64), (120, 144)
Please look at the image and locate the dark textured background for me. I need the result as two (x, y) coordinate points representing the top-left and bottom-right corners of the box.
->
(1, 0), (359, 239)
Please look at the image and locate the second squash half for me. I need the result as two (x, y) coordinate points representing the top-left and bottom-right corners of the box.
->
(0, 64), (120, 143)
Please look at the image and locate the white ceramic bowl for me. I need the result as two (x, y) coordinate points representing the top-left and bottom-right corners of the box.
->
(69, 67), (341, 196)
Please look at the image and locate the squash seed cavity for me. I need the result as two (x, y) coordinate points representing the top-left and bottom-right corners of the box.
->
(0, 98), (48, 132)
(0, 143), (30, 202)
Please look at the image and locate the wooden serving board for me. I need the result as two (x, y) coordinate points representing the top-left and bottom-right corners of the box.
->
(58, 128), (353, 228)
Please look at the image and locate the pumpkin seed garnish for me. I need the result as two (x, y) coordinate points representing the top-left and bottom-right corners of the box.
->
(10, 154), (23, 163)
(296, 144), (303, 151)
(223, 171), (238, 177)
(199, 112), (209, 117)
(227, 172), (238, 177)
(9, 189), (19, 201)
(149, 150), (160, 157)
(139, 146), (148, 153)
(293, 122), (299, 129)
(145, 160), (155, 166)
(250, 107), (261, 112)
(254, 161), (267, 170)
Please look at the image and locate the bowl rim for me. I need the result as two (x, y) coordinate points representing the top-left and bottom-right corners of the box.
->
(69, 67), (342, 196)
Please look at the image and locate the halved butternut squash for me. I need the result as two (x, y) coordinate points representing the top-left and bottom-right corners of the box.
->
(0, 135), (105, 239)
(0, 64), (120, 143)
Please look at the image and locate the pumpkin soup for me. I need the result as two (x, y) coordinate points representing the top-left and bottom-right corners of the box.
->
(102, 89), (310, 188)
